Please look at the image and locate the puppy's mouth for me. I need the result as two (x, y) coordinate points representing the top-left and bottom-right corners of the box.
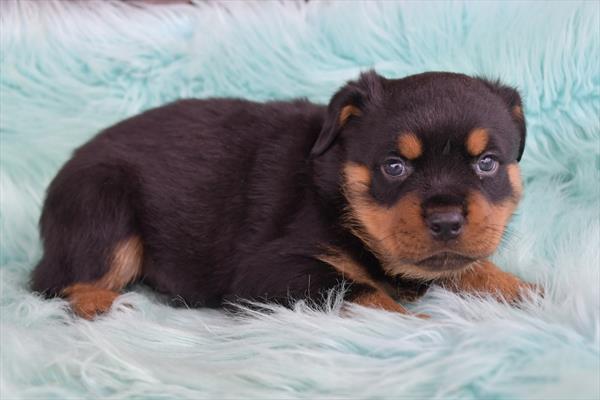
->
(415, 252), (477, 271)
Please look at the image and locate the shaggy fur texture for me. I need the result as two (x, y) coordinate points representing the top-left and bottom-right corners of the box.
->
(1, 1), (598, 398)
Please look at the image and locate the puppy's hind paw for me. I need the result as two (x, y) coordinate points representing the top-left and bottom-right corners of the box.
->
(63, 284), (119, 320)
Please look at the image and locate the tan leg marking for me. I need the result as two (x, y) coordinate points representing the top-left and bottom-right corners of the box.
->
(352, 290), (410, 313)
(63, 236), (143, 319)
(98, 236), (143, 291)
(63, 284), (119, 320)
(439, 260), (536, 303)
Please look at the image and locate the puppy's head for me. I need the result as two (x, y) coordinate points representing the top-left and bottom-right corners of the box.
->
(312, 71), (526, 280)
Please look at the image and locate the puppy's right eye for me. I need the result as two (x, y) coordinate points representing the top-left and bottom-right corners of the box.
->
(473, 154), (499, 176)
(381, 157), (408, 178)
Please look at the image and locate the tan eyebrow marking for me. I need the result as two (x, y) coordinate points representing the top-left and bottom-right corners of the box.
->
(397, 132), (423, 160)
(466, 128), (489, 156)
(339, 105), (362, 126)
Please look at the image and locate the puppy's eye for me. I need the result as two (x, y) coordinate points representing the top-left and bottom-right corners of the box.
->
(382, 157), (408, 177)
(474, 155), (499, 176)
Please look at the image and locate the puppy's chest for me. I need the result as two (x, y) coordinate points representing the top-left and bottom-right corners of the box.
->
(381, 276), (431, 302)
(322, 241), (431, 301)
(364, 261), (431, 302)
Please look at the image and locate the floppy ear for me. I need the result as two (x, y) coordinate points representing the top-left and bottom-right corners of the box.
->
(480, 79), (527, 161)
(310, 71), (384, 157)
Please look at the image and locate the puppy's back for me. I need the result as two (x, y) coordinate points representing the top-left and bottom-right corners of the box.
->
(32, 98), (326, 308)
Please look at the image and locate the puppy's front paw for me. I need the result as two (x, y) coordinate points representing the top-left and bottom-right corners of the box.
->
(494, 278), (538, 303)
(516, 281), (544, 301)
(443, 261), (542, 305)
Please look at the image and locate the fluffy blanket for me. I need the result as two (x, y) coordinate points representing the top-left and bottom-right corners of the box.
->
(1, 1), (598, 398)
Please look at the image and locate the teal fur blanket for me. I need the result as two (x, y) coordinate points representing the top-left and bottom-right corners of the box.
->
(1, 1), (598, 398)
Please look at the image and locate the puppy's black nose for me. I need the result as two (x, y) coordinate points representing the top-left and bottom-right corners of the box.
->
(426, 211), (464, 241)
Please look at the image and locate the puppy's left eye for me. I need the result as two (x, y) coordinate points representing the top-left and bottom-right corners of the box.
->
(474, 155), (499, 176)
(382, 157), (408, 178)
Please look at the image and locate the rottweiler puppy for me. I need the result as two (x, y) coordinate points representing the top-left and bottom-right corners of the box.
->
(31, 71), (535, 319)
